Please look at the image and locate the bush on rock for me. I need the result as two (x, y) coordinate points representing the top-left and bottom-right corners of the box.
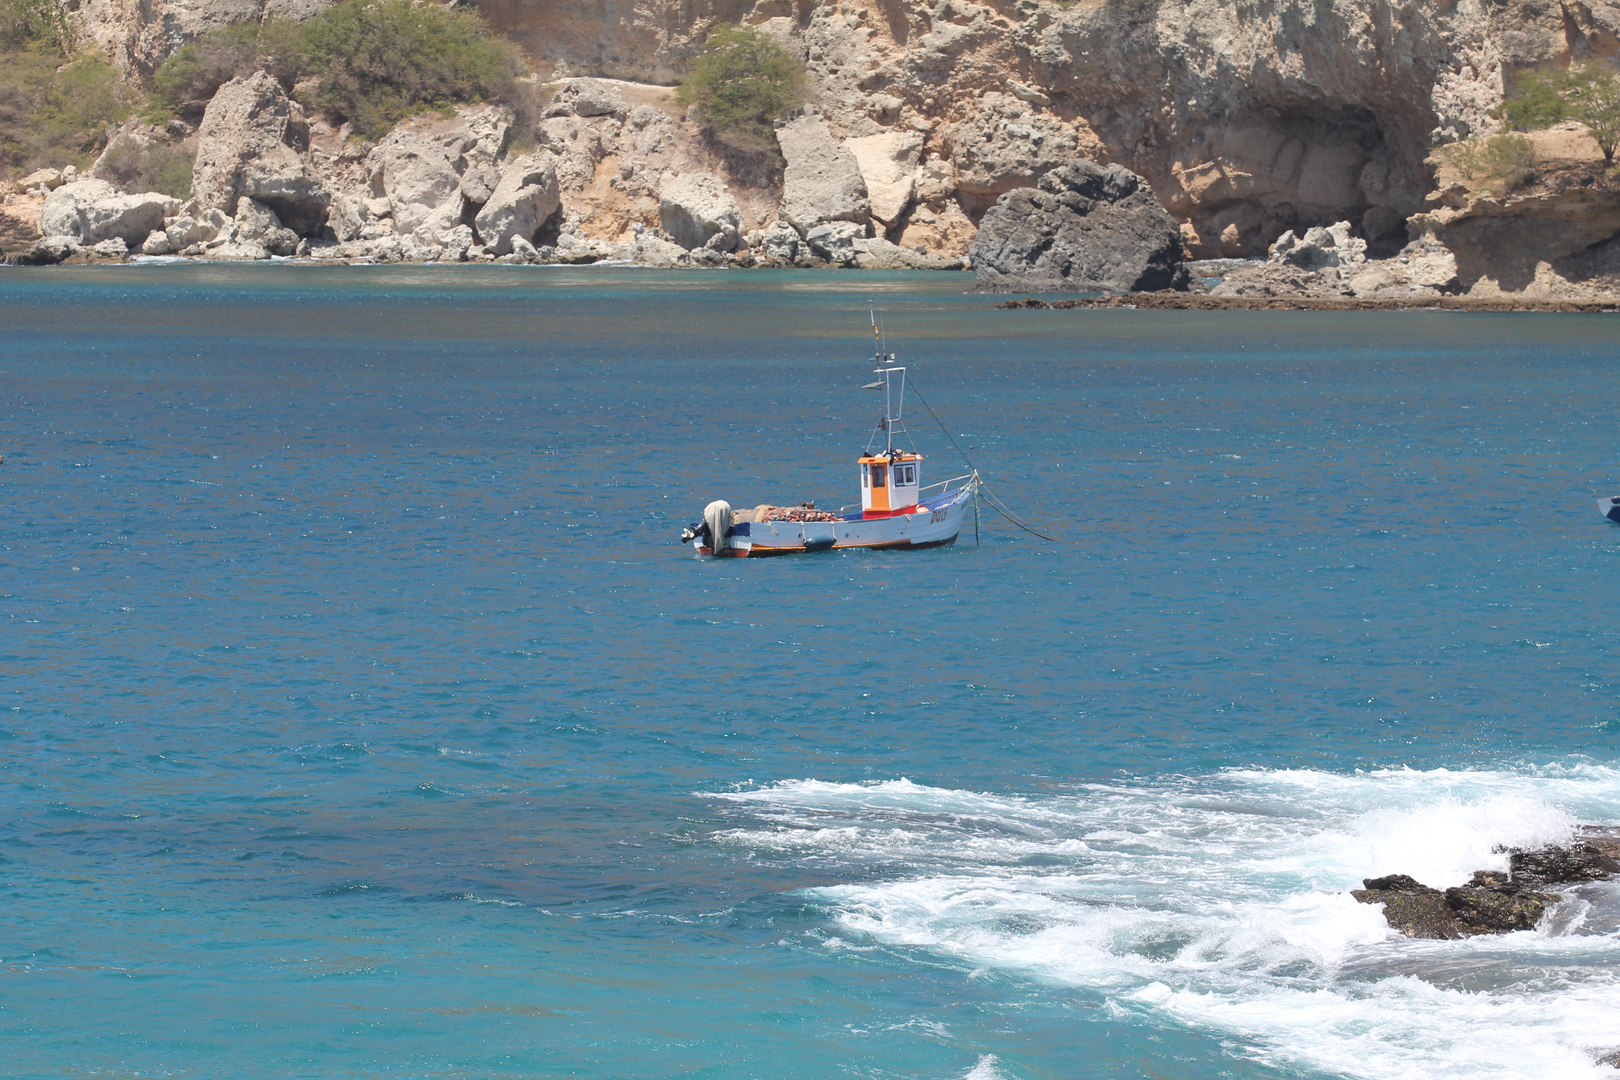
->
(0, 0), (127, 178)
(674, 24), (805, 155)
(1501, 62), (1620, 165)
(152, 0), (524, 136)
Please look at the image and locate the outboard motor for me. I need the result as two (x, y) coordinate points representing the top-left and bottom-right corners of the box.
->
(703, 500), (732, 554)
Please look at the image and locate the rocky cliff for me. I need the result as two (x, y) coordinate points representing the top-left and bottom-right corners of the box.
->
(10, 0), (1620, 289)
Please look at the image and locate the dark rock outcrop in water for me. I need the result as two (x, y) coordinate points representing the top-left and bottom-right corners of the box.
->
(1507, 830), (1620, 887)
(1352, 830), (1620, 939)
(969, 162), (1191, 294)
(1352, 870), (1558, 938)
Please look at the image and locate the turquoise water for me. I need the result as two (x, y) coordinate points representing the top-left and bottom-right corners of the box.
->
(4, 264), (1620, 1079)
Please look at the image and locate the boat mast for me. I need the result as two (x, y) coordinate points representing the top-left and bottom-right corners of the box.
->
(866, 304), (914, 457)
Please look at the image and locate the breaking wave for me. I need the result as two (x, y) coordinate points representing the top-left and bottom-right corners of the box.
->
(709, 765), (1620, 1079)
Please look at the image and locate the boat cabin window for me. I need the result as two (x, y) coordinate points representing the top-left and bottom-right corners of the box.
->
(896, 464), (915, 485)
(871, 464), (886, 488)
(861, 466), (869, 488)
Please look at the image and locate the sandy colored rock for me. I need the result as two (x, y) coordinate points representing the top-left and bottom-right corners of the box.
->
(192, 72), (329, 235)
(777, 114), (869, 233)
(40, 179), (177, 246)
(658, 172), (740, 251)
(846, 132), (923, 227)
(474, 154), (561, 256)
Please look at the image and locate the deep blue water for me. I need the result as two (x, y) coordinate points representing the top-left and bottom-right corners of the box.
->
(4, 264), (1620, 1080)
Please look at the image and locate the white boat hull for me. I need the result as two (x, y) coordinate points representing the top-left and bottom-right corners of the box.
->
(1600, 496), (1620, 523)
(692, 479), (977, 558)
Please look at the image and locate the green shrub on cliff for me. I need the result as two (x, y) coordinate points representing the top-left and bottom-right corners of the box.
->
(675, 24), (805, 154)
(0, 0), (72, 54)
(298, 0), (523, 135)
(1440, 132), (1537, 190)
(152, 17), (306, 114)
(0, 0), (127, 178)
(94, 133), (196, 197)
(1501, 61), (1620, 165)
(152, 0), (523, 135)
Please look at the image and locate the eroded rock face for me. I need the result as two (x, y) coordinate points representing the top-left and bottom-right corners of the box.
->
(1410, 171), (1620, 295)
(846, 131), (923, 229)
(777, 113), (870, 233)
(193, 72), (329, 235)
(658, 172), (741, 252)
(970, 161), (1190, 293)
(474, 154), (561, 256)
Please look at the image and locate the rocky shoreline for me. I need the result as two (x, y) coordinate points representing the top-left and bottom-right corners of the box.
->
(996, 294), (1620, 313)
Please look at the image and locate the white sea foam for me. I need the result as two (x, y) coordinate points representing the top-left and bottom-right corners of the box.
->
(707, 765), (1620, 1079)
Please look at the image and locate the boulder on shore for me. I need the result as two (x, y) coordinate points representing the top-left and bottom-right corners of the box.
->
(473, 154), (560, 256)
(970, 161), (1192, 293)
(658, 172), (741, 252)
(776, 113), (870, 234)
(192, 71), (329, 235)
(40, 179), (177, 246)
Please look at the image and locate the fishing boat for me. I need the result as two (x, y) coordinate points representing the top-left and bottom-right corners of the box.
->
(680, 326), (979, 558)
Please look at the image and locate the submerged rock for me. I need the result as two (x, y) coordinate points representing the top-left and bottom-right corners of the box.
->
(970, 161), (1191, 294)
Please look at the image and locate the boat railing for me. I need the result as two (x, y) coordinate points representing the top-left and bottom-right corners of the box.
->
(837, 473), (976, 516)
(919, 473), (975, 497)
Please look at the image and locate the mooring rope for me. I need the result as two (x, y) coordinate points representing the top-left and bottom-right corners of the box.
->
(907, 376), (1079, 545)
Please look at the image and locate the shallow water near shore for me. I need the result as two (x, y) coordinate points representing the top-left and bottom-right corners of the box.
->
(4, 263), (1620, 1079)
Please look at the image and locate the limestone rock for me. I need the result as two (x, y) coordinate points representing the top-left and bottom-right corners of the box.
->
(777, 114), (869, 232)
(40, 180), (177, 246)
(852, 236), (966, 271)
(17, 168), (63, 193)
(1270, 221), (1367, 270)
(970, 161), (1191, 293)
(235, 198), (299, 256)
(550, 79), (628, 119)
(630, 230), (691, 267)
(943, 92), (1085, 202)
(363, 106), (511, 237)
(658, 172), (740, 252)
(368, 132), (462, 238)
(193, 72), (329, 235)
(804, 221), (865, 267)
(758, 221), (802, 263)
(1342, 239), (1460, 297)
(846, 132), (923, 227)
(326, 194), (367, 243)
(473, 154), (560, 256)
(460, 164), (501, 207)
(412, 196), (469, 250)
(140, 229), (173, 255)
(1210, 263), (1342, 298)
(166, 208), (229, 249)
(23, 235), (80, 264)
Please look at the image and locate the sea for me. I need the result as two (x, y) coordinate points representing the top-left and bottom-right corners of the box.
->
(4, 263), (1620, 1080)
